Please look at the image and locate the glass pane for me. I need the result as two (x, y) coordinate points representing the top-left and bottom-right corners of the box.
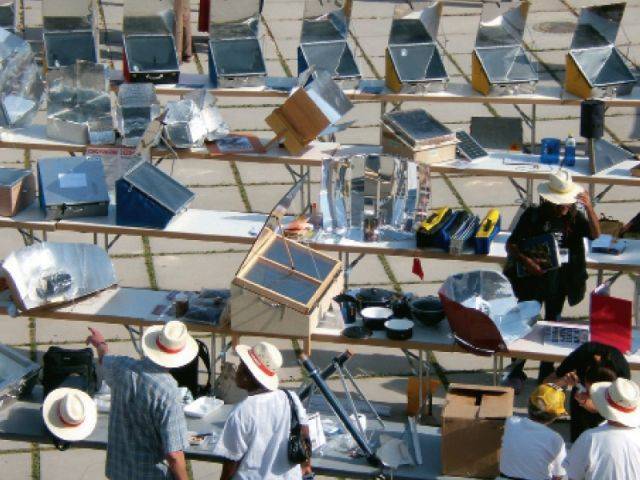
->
(245, 260), (318, 305)
(263, 238), (336, 281)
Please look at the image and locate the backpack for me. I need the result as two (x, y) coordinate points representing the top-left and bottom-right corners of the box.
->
(42, 347), (98, 398)
(42, 346), (98, 450)
(169, 339), (212, 398)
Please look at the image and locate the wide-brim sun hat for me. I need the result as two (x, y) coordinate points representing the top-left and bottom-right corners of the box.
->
(537, 168), (584, 205)
(142, 320), (198, 369)
(590, 378), (640, 428)
(42, 388), (97, 442)
(235, 341), (283, 392)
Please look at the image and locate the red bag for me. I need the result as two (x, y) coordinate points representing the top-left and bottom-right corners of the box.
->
(198, 0), (210, 32)
(590, 287), (632, 353)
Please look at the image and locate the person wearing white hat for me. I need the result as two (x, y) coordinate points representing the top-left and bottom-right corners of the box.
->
(42, 387), (97, 442)
(212, 341), (314, 480)
(564, 378), (640, 479)
(503, 168), (600, 393)
(86, 322), (197, 480)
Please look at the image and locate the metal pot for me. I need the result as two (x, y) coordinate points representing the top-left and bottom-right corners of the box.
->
(385, 319), (414, 340)
(355, 288), (397, 310)
(360, 307), (394, 331)
(410, 296), (445, 327)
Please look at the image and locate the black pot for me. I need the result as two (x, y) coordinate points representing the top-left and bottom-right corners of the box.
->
(410, 296), (445, 327)
(385, 319), (414, 340)
(360, 306), (394, 330)
(355, 288), (397, 310)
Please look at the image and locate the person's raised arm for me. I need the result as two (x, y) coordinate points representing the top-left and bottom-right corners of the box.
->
(86, 327), (108, 364)
(576, 191), (600, 239)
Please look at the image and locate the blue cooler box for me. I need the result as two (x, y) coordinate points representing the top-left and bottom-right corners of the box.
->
(116, 161), (194, 229)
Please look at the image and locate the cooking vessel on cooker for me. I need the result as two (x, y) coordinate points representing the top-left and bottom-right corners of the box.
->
(360, 307), (394, 330)
(334, 288), (401, 321)
(385, 319), (414, 340)
(410, 295), (445, 326)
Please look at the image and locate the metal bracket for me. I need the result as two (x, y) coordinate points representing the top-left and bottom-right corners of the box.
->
(18, 229), (42, 246)
(593, 185), (614, 205)
(125, 325), (144, 357)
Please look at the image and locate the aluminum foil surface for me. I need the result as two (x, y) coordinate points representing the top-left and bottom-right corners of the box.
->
(46, 60), (114, 145)
(1, 242), (116, 312)
(0, 27), (44, 128)
(440, 270), (539, 343)
(164, 89), (229, 148)
(115, 83), (161, 147)
(320, 154), (424, 242)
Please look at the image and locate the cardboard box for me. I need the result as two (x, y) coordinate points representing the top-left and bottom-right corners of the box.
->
(441, 383), (513, 478)
(0, 168), (35, 217)
(381, 124), (457, 165)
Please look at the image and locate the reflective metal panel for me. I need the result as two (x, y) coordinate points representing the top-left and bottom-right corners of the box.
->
(593, 138), (634, 173)
(0, 1), (17, 32)
(1, 242), (116, 311)
(473, 1), (537, 92)
(0, 28), (45, 128)
(207, 0), (266, 88)
(567, 3), (635, 96)
(571, 3), (625, 50)
(387, 2), (447, 91)
(115, 83), (161, 147)
(42, 0), (94, 30)
(439, 270), (539, 352)
(476, 0), (528, 47)
(320, 154), (425, 241)
(46, 61), (113, 145)
(298, 0), (360, 87)
(0, 343), (39, 409)
(123, 0), (174, 33)
(164, 89), (229, 148)
(42, 0), (97, 69)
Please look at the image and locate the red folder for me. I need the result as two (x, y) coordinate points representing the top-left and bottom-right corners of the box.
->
(590, 290), (632, 353)
(198, 0), (210, 32)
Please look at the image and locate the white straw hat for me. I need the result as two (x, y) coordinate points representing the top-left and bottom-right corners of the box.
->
(537, 169), (584, 205)
(42, 388), (97, 442)
(590, 378), (640, 428)
(235, 342), (283, 391)
(142, 320), (198, 369)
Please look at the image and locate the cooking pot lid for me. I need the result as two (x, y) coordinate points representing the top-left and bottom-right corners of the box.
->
(361, 306), (394, 319)
(356, 287), (396, 303)
(342, 326), (371, 339)
(385, 319), (414, 331)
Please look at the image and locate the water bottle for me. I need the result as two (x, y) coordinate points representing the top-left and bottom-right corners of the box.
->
(564, 134), (576, 167)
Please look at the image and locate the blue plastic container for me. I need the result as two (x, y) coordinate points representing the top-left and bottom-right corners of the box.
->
(540, 138), (561, 164)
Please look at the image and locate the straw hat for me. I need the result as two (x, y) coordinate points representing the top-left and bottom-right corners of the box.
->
(236, 342), (283, 391)
(42, 388), (97, 442)
(537, 169), (583, 205)
(142, 320), (198, 369)
(590, 378), (640, 428)
(529, 384), (567, 417)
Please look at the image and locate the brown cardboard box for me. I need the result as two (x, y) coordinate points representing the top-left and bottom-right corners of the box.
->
(0, 169), (35, 218)
(441, 383), (513, 478)
(381, 124), (457, 165)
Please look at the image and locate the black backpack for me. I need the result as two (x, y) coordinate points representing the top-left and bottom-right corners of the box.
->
(42, 347), (98, 451)
(169, 339), (212, 398)
(42, 347), (98, 398)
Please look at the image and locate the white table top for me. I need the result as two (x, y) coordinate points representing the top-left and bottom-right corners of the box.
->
(107, 70), (640, 108)
(2, 207), (640, 273)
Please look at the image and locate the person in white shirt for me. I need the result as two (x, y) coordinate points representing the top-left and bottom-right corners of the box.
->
(499, 384), (567, 480)
(212, 342), (313, 480)
(564, 378), (640, 480)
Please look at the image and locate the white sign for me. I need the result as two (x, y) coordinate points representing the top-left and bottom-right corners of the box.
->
(58, 173), (87, 189)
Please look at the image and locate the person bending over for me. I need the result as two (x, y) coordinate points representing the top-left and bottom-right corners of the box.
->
(499, 384), (567, 480)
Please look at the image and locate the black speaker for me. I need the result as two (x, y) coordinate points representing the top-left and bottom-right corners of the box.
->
(580, 99), (605, 139)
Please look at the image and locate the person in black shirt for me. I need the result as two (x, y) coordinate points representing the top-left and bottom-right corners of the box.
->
(544, 341), (630, 441)
(503, 170), (600, 391)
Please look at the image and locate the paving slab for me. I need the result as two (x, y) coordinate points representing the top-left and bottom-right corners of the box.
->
(0, 453), (31, 479)
(40, 448), (108, 480)
(154, 251), (247, 291)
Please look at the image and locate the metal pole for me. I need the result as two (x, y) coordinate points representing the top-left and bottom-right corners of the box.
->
(418, 349), (424, 419)
(530, 104), (537, 153)
(588, 138), (596, 201)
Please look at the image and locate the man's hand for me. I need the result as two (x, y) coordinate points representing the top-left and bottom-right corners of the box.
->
(86, 327), (108, 361)
(575, 191), (592, 210)
(522, 256), (544, 276)
(557, 371), (579, 388)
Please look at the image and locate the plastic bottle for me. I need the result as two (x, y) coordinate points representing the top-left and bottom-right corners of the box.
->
(564, 134), (576, 167)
